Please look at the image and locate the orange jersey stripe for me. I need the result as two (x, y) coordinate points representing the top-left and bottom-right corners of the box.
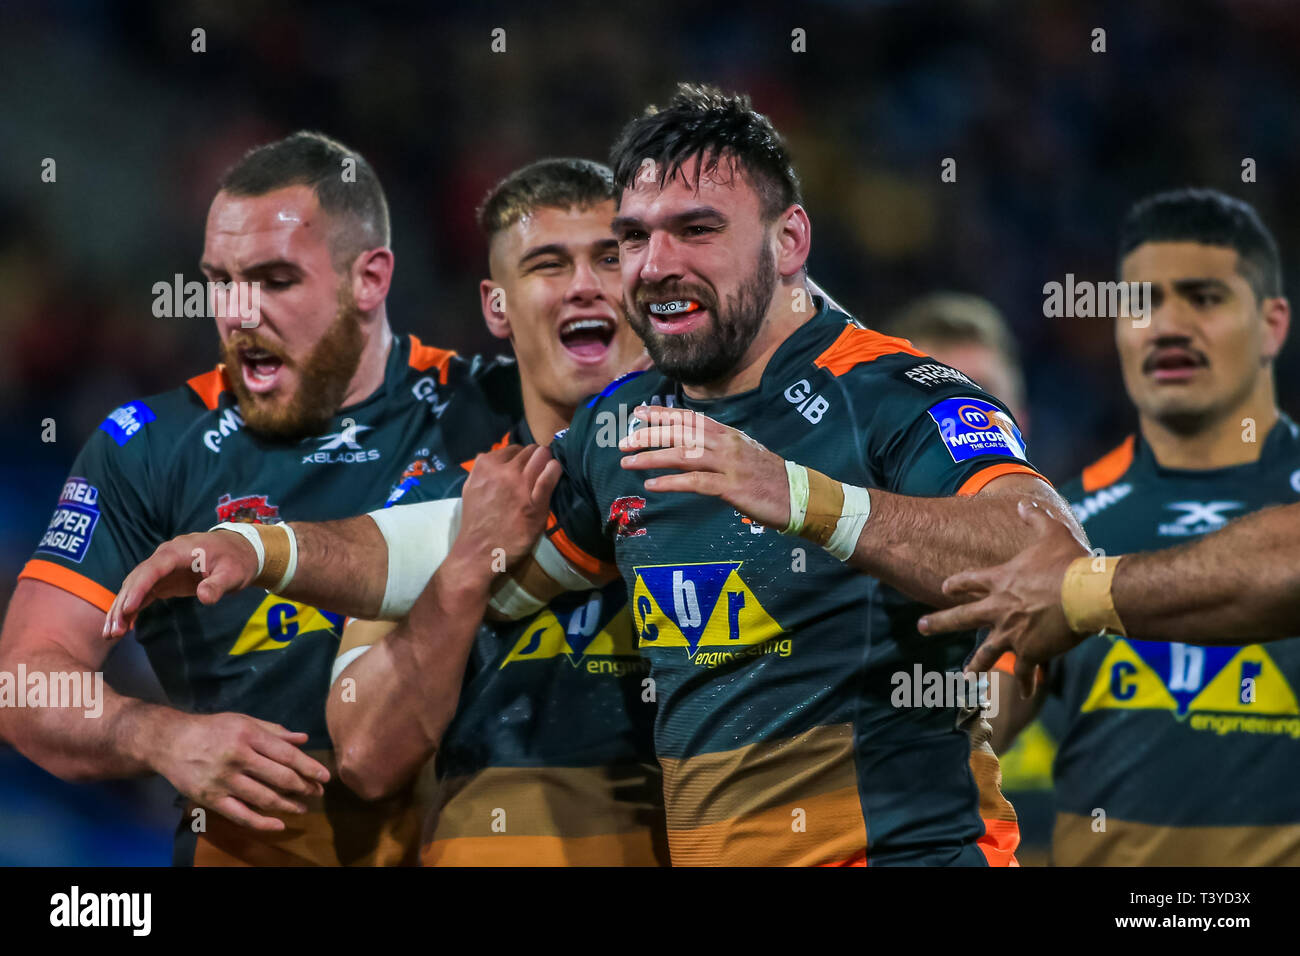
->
(407, 335), (457, 384)
(544, 514), (617, 579)
(1081, 435), (1136, 492)
(186, 366), (231, 411)
(813, 324), (925, 377)
(18, 559), (116, 613)
(460, 431), (513, 472)
(956, 462), (1049, 497)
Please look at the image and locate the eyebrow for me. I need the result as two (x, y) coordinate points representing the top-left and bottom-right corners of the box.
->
(518, 238), (618, 265)
(1169, 277), (1233, 295)
(199, 258), (303, 277)
(611, 206), (727, 234)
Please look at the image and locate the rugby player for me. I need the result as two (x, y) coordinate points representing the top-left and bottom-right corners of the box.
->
(328, 158), (666, 865)
(0, 131), (518, 866)
(111, 85), (1083, 866)
(924, 189), (1300, 865)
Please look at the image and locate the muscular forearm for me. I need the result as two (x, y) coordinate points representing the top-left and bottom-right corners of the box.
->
(850, 479), (1080, 606)
(1112, 504), (1300, 643)
(272, 516), (390, 619)
(0, 645), (173, 780)
(329, 543), (493, 800)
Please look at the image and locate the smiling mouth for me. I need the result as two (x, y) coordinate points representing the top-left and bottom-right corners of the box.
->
(644, 298), (710, 335)
(558, 316), (616, 361)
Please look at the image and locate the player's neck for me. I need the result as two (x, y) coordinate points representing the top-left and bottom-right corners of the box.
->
(1139, 377), (1279, 470)
(340, 313), (393, 409)
(520, 381), (572, 448)
(681, 284), (816, 400)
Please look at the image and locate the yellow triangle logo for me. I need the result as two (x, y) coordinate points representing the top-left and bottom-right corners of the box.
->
(229, 594), (342, 656)
(1081, 638), (1179, 712)
(1189, 646), (1300, 715)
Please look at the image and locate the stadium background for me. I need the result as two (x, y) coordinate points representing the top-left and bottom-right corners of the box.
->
(1, 0), (1298, 864)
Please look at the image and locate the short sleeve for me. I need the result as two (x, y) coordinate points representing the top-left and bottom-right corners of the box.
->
(873, 389), (1047, 498)
(19, 402), (167, 612)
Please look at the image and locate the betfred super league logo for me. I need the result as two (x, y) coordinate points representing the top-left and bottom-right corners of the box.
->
(215, 493), (281, 524)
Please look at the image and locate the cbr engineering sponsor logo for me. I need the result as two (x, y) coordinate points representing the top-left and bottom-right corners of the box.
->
(1082, 635), (1300, 735)
(631, 562), (786, 665)
(499, 591), (645, 674)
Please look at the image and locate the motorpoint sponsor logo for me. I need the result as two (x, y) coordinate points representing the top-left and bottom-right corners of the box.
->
(36, 478), (101, 563)
(927, 396), (1027, 463)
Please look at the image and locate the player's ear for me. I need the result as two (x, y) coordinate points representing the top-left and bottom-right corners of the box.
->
(351, 247), (394, 313)
(480, 279), (511, 341)
(1260, 294), (1289, 363)
(774, 204), (811, 279)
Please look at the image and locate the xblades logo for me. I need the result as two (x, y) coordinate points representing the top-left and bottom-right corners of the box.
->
(315, 424), (373, 451)
(1157, 501), (1242, 537)
(302, 423), (381, 464)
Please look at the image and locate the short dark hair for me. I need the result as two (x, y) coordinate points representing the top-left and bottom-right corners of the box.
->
(884, 292), (1025, 410)
(608, 83), (802, 221)
(218, 131), (390, 272)
(1119, 188), (1282, 301)
(476, 157), (615, 241)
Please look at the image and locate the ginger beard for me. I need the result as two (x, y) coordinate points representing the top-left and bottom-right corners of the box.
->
(221, 283), (365, 440)
(627, 240), (778, 386)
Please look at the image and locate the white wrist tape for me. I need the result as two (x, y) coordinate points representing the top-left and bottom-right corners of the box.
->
(825, 484), (872, 561)
(366, 497), (462, 619)
(269, 521), (298, 593)
(783, 460), (809, 535)
(778, 462), (872, 562)
(209, 521), (265, 578)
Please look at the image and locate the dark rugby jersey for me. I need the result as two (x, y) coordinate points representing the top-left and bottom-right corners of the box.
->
(546, 299), (1044, 866)
(395, 422), (666, 866)
(20, 334), (519, 865)
(1051, 418), (1300, 865)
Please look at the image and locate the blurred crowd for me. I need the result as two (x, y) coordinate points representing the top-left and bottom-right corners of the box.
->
(2, 0), (1299, 863)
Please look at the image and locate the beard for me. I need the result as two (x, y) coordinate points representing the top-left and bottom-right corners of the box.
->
(222, 283), (365, 441)
(626, 241), (778, 387)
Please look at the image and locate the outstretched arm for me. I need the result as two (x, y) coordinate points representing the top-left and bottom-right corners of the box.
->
(617, 405), (1085, 608)
(917, 499), (1300, 696)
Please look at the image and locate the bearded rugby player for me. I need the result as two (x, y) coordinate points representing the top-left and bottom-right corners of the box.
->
(0, 132), (517, 865)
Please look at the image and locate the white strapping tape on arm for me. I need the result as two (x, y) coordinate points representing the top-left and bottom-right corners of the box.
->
(366, 497), (462, 619)
(486, 533), (608, 620)
(209, 521), (265, 577)
(825, 483), (872, 561)
(330, 644), (371, 687)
